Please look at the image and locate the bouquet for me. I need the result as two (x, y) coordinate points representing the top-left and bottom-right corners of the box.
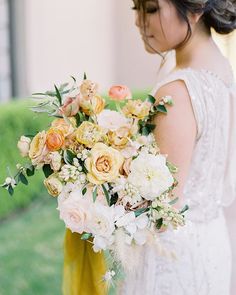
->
(1, 74), (188, 287)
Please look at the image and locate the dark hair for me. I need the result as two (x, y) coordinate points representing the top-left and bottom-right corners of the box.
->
(136, 0), (236, 50)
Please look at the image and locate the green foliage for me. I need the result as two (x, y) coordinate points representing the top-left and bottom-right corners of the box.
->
(0, 100), (51, 219)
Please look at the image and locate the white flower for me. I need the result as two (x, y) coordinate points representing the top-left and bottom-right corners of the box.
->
(128, 152), (174, 200)
(97, 109), (130, 132)
(87, 202), (115, 238)
(5, 177), (16, 187)
(93, 234), (114, 252)
(46, 151), (62, 171)
(103, 270), (116, 282)
(116, 212), (149, 246)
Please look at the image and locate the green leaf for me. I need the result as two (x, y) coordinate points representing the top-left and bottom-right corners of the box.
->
(147, 94), (156, 104)
(71, 76), (76, 83)
(26, 165), (35, 177)
(141, 126), (149, 136)
(134, 208), (149, 217)
(156, 104), (167, 114)
(19, 173), (28, 185)
(93, 186), (98, 202)
(179, 205), (189, 215)
(8, 186), (14, 196)
(166, 161), (178, 173)
(110, 193), (119, 206)
(83, 72), (87, 80)
(81, 233), (92, 240)
(63, 150), (76, 165)
(82, 187), (87, 196)
(54, 84), (62, 106)
(42, 164), (54, 178)
(101, 184), (110, 206)
(168, 197), (179, 206)
(156, 218), (163, 230)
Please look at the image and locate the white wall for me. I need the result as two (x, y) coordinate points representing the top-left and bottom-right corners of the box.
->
(23, 0), (175, 96)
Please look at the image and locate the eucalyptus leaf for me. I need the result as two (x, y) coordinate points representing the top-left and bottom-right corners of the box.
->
(83, 72), (87, 80)
(110, 193), (119, 206)
(54, 84), (62, 106)
(71, 76), (76, 83)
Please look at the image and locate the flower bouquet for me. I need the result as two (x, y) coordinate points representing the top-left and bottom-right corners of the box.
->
(1, 74), (188, 288)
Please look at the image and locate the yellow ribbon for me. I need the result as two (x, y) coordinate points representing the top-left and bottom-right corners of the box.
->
(62, 229), (108, 295)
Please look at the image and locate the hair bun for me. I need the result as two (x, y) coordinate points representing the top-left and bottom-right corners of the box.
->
(203, 0), (236, 34)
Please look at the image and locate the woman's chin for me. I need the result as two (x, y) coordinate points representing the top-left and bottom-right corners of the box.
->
(143, 42), (158, 54)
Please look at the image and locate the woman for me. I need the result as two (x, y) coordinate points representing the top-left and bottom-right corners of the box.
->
(118, 0), (236, 294)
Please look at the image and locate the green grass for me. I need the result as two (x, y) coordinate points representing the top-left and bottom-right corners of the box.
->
(0, 196), (65, 295)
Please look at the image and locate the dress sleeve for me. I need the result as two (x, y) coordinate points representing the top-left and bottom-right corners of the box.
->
(150, 70), (206, 141)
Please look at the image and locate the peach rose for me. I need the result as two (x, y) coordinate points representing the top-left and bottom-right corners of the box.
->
(51, 118), (75, 136)
(122, 99), (151, 119)
(59, 96), (80, 117)
(85, 143), (124, 185)
(17, 136), (31, 157)
(108, 85), (132, 101)
(29, 131), (48, 166)
(79, 94), (105, 115)
(46, 128), (65, 152)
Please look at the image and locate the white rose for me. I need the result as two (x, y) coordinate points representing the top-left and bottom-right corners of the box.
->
(58, 196), (92, 234)
(44, 174), (63, 197)
(17, 136), (31, 157)
(128, 152), (174, 200)
(97, 109), (130, 132)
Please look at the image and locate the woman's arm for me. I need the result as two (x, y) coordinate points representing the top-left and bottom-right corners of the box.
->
(152, 79), (197, 208)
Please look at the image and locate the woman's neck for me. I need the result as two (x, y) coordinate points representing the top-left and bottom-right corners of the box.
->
(175, 31), (221, 70)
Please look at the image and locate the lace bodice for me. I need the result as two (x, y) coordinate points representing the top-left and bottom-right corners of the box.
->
(151, 68), (236, 223)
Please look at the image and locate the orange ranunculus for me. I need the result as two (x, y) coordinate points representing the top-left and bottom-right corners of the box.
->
(79, 94), (105, 115)
(46, 128), (65, 151)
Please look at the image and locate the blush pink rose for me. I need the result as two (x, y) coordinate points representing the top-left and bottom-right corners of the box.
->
(59, 96), (80, 117)
(108, 85), (132, 101)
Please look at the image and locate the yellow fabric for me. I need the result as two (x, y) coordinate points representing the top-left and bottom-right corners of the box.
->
(62, 229), (108, 295)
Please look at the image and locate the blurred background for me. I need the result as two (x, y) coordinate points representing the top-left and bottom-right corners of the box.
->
(0, 0), (236, 294)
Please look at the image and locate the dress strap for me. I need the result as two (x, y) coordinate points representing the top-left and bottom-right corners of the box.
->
(150, 69), (205, 141)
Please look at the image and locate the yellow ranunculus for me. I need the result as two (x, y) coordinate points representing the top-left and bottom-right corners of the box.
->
(85, 143), (124, 185)
(122, 99), (151, 119)
(75, 121), (105, 148)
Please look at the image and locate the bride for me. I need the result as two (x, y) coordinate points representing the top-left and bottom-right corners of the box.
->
(118, 0), (236, 294)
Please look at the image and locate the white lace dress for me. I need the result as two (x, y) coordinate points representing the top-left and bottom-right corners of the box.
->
(118, 68), (236, 295)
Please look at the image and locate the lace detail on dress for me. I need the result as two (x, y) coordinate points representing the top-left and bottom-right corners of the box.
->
(150, 68), (236, 223)
(118, 68), (233, 295)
